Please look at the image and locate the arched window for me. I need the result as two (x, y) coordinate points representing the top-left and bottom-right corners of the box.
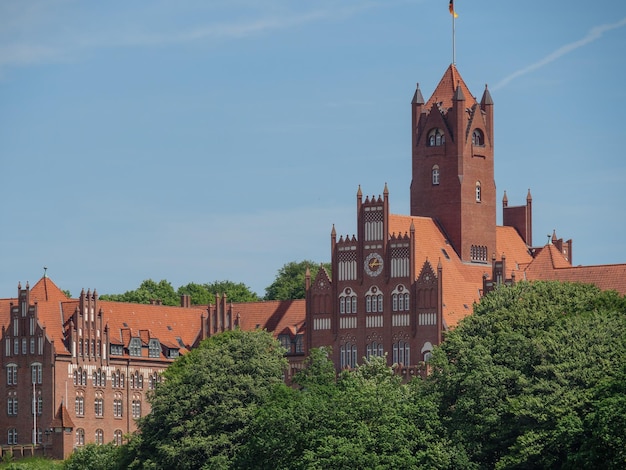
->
(472, 129), (484, 146)
(475, 181), (481, 202)
(113, 429), (123, 446)
(366, 341), (384, 359)
(95, 429), (104, 445)
(339, 288), (357, 314)
(340, 342), (357, 369)
(427, 128), (445, 147)
(393, 341), (411, 366)
(75, 428), (85, 447)
(432, 165), (440, 185)
(392, 285), (410, 312)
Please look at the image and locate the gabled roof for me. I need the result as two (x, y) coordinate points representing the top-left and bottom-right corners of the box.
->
(524, 244), (626, 295)
(424, 63), (477, 112)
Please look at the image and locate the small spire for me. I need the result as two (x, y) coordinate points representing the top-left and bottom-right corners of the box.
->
(480, 84), (493, 106)
(453, 81), (465, 101)
(383, 182), (389, 196)
(502, 190), (508, 206)
(526, 188), (532, 202)
(356, 185), (362, 197)
(43, 266), (48, 278)
(412, 83), (425, 105)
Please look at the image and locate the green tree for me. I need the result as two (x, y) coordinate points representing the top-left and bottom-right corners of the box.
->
(240, 354), (458, 469)
(122, 329), (287, 470)
(426, 281), (626, 469)
(63, 443), (121, 470)
(264, 260), (331, 300)
(99, 279), (179, 306)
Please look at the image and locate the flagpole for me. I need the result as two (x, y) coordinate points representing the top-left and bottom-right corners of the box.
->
(452, 9), (456, 64)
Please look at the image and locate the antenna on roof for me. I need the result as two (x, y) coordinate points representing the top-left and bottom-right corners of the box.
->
(43, 266), (48, 278)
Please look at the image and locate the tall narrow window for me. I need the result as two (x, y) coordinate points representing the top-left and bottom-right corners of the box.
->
(475, 181), (481, 202)
(432, 165), (440, 185)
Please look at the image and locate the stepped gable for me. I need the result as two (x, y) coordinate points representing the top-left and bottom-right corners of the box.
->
(26, 277), (72, 355)
(424, 63), (477, 112)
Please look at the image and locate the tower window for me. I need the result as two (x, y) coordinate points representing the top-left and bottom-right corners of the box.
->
(472, 129), (484, 146)
(475, 181), (481, 202)
(432, 165), (440, 185)
(427, 128), (445, 147)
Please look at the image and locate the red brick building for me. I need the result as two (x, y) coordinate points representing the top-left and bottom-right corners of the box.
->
(0, 279), (304, 459)
(304, 64), (626, 375)
(2, 63), (625, 459)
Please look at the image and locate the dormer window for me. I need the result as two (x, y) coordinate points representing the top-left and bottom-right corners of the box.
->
(427, 128), (445, 146)
(472, 129), (484, 146)
(110, 344), (123, 356)
(278, 334), (291, 352)
(148, 339), (160, 358)
(129, 338), (142, 357)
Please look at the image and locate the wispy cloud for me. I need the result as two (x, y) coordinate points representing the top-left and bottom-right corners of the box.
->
(493, 17), (626, 90)
(0, 2), (383, 71)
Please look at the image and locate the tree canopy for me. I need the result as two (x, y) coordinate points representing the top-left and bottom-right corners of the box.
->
(264, 260), (331, 300)
(99, 279), (179, 306)
(120, 329), (287, 470)
(425, 281), (626, 469)
(178, 280), (260, 304)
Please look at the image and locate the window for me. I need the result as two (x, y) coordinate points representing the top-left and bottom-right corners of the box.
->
(294, 335), (304, 354)
(392, 288), (410, 312)
(393, 341), (411, 366)
(339, 288), (357, 314)
(76, 428), (85, 447)
(7, 364), (17, 386)
(113, 429), (123, 446)
(365, 287), (383, 313)
(110, 344), (123, 356)
(31, 363), (42, 384)
(475, 181), (481, 202)
(278, 335), (291, 352)
(113, 397), (123, 418)
(75, 397), (84, 416)
(129, 338), (142, 357)
(21, 338), (27, 355)
(95, 429), (104, 445)
(148, 339), (160, 358)
(427, 128), (445, 146)
(14, 338), (19, 355)
(167, 348), (179, 359)
(32, 395), (42, 415)
(366, 341), (384, 360)
(432, 165), (440, 185)
(340, 343), (357, 369)
(7, 397), (18, 416)
(94, 398), (104, 417)
(472, 129), (484, 146)
(7, 428), (17, 445)
(30, 337), (35, 354)
(132, 400), (142, 419)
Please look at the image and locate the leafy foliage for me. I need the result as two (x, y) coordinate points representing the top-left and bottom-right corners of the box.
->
(264, 260), (331, 300)
(63, 443), (121, 470)
(238, 352), (460, 469)
(426, 281), (626, 469)
(121, 329), (287, 469)
(99, 279), (179, 306)
(177, 281), (260, 304)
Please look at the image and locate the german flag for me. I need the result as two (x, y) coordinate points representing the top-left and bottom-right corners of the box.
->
(449, 0), (458, 18)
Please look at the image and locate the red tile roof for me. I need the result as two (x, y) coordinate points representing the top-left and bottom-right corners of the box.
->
(524, 244), (626, 295)
(425, 63), (478, 112)
(228, 299), (306, 337)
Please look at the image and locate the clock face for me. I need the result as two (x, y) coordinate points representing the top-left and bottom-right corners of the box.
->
(364, 252), (384, 277)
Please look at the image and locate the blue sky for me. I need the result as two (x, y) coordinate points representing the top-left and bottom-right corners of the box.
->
(1, 0), (625, 298)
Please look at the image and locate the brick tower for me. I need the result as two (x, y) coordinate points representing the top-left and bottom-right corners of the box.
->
(410, 64), (495, 263)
